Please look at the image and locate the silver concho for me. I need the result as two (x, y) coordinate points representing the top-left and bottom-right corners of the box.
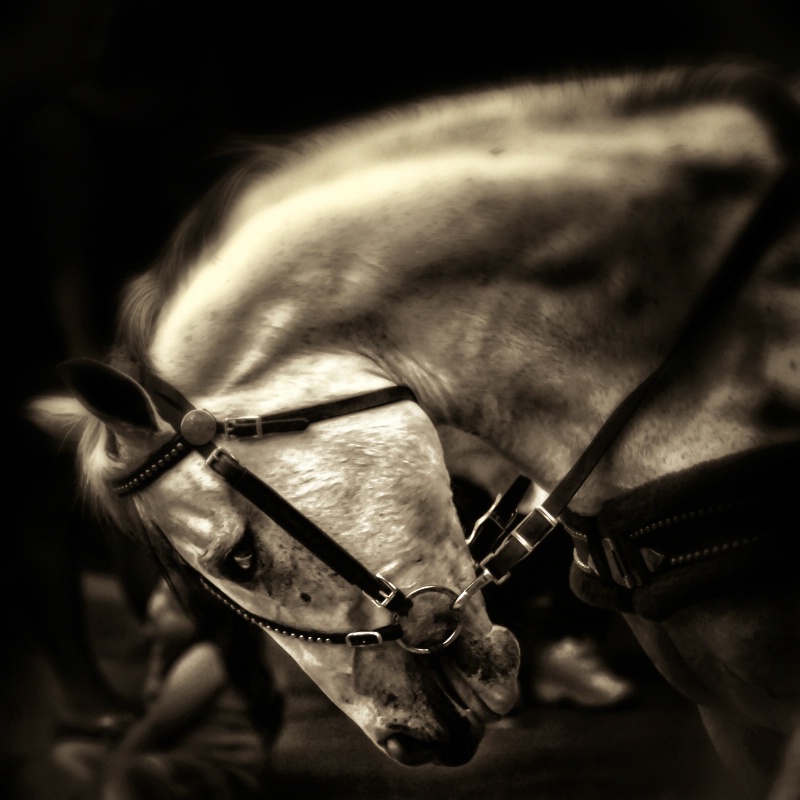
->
(180, 409), (218, 445)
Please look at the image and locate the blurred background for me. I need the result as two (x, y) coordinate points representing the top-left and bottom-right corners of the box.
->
(4, 2), (799, 798)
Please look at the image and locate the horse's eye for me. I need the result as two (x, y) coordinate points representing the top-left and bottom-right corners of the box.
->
(224, 529), (257, 580)
(232, 550), (253, 571)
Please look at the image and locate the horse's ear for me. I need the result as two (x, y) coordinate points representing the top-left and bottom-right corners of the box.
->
(55, 358), (160, 435)
(24, 392), (92, 445)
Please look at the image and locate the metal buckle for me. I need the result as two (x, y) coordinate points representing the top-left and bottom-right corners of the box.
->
(345, 630), (384, 647)
(370, 573), (399, 609)
(466, 492), (502, 546)
(205, 447), (239, 468)
(453, 504), (560, 610)
(530, 504), (558, 530)
(453, 535), (521, 610)
(223, 415), (263, 439)
(452, 567), (495, 610)
(601, 538), (643, 589)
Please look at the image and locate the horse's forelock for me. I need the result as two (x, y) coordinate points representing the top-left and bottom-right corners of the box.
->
(116, 273), (162, 366)
(76, 415), (148, 541)
(76, 415), (200, 609)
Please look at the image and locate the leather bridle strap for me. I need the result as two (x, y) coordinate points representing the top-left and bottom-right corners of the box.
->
(150, 530), (404, 647)
(219, 390), (419, 438)
(195, 570), (404, 647)
(456, 161), (800, 605)
(199, 445), (410, 612)
(112, 369), (415, 617)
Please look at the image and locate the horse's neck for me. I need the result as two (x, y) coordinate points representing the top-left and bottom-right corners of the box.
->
(372, 223), (796, 512)
(148, 90), (796, 511)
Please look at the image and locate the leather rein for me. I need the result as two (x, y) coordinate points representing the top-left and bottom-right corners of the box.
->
(105, 162), (799, 653)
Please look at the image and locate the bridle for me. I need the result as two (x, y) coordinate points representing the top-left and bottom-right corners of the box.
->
(97, 161), (799, 655)
(106, 371), (464, 653)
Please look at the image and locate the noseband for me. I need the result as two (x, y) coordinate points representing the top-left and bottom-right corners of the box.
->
(100, 162), (799, 654)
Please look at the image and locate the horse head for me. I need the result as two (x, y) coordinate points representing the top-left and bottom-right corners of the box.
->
(30, 351), (520, 766)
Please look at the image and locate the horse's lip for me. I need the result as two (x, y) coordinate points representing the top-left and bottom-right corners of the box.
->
(382, 727), (477, 766)
(435, 655), (504, 724)
(427, 668), (486, 765)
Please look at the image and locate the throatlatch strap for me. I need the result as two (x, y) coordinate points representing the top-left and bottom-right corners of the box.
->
(474, 162), (800, 590)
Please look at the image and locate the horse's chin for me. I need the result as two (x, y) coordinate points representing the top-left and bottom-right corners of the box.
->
(382, 722), (482, 766)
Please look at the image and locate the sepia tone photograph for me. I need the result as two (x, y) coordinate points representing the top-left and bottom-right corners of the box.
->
(5, 2), (799, 798)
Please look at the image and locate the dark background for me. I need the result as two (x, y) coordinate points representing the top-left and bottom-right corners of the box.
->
(2, 2), (799, 795)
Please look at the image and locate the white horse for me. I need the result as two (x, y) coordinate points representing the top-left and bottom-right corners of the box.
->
(28, 60), (800, 797)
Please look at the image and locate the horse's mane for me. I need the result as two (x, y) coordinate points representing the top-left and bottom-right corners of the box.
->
(115, 144), (292, 365)
(617, 59), (800, 154)
(114, 58), (799, 371)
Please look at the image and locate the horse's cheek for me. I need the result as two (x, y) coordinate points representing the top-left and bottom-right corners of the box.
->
(352, 648), (408, 703)
(622, 614), (715, 707)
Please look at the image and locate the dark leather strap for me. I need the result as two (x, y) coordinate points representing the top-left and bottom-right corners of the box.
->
(195, 445), (412, 615)
(195, 570), (404, 646)
(145, 521), (405, 646)
(478, 162), (800, 586)
(565, 440), (800, 615)
(221, 386), (417, 439)
(112, 434), (192, 495)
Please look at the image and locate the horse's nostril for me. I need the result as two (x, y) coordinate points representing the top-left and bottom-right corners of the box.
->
(384, 733), (438, 765)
